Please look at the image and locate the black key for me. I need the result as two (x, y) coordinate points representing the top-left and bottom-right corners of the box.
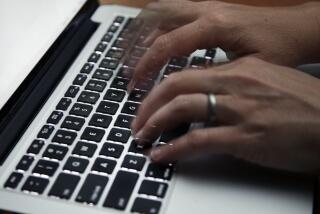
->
(163, 65), (183, 76)
(139, 180), (168, 198)
(64, 157), (89, 173)
(100, 58), (119, 70)
(49, 173), (80, 199)
(121, 155), (146, 171)
(4, 172), (23, 189)
(131, 47), (146, 58)
(108, 24), (119, 33)
(113, 39), (130, 50)
(97, 101), (119, 115)
(128, 90), (146, 103)
(190, 56), (209, 67)
(128, 140), (150, 154)
(106, 48), (124, 60)
(80, 63), (94, 74)
(117, 67), (133, 79)
(77, 91), (100, 104)
(65, 85), (80, 98)
(52, 129), (77, 145)
(123, 57), (139, 68)
(33, 159), (59, 176)
(89, 113), (112, 128)
(73, 74), (87, 86)
(92, 157), (116, 174)
(121, 102), (139, 115)
(61, 116), (85, 131)
(205, 48), (216, 58)
(85, 79), (106, 92)
(114, 114), (134, 129)
(114, 16), (124, 24)
(56, 97), (72, 111)
(16, 155), (34, 171)
(93, 69), (113, 81)
(110, 77), (129, 90)
(37, 125), (54, 139)
(107, 128), (131, 144)
(22, 176), (49, 194)
(103, 171), (139, 210)
(131, 197), (161, 214)
(104, 89), (125, 102)
(119, 30), (136, 40)
(101, 33), (113, 43)
(169, 57), (188, 67)
(43, 144), (68, 160)
(81, 127), (105, 142)
(88, 52), (101, 63)
(47, 111), (63, 125)
(76, 174), (109, 205)
(70, 103), (93, 117)
(145, 163), (173, 180)
(95, 42), (107, 52)
(159, 125), (189, 143)
(72, 141), (97, 157)
(27, 140), (44, 155)
(100, 142), (124, 158)
(134, 79), (154, 91)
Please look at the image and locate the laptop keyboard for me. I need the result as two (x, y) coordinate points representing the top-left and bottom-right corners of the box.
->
(3, 15), (216, 214)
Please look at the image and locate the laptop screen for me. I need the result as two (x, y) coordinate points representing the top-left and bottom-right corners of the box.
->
(0, 0), (86, 110)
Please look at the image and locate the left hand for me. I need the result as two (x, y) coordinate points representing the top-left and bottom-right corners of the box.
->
(131, 57), (320, 173)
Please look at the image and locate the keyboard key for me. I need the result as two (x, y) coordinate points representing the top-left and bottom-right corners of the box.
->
(88, 52), (101, 63)
(61, 116), (85, 131)
(73, 74), (87, 86)
(131, 197), (161, 214)
(107, 128), (131, 144)
(56, 97), (72, 111)
(85, 79), (106, 92)
(110, 77), (129, 90)
(139, 180), (168, 198)
(52, 129), (77, 145)
(104, 89), (125, 102)
(103, 171), (139, 210)
(43, 144), (68, 160)
(128, 140), (150, 154)
(49, 173), (80, 199)
(205, 48), (216, 59)
(134, 79), (154, 91)
(108, 24), (119, 33)
(78, 91), (100, 104)
(117, 67), (133, 79)
(131, 47), (146, 58)
(33, 159), (59, 176)
(37, 125), (54, 139)
(93, 69), (113, 81)
(169, 57), (188, 68)
(89, 113), (112, 128)
(16, 155), (34, 171)
(95, 42), (107, 53)
(4, 172), (23, 189)
(121, 155), (146, 171)
(92, 157), (116, 174)
(27, 140), (44, 155)
(106, 48), (124, 60)
(80, 63), (94, 74)
(114, 16), (124, 24)
(101, 33), (113, 43)
(65, 85), (80, 98)
(100, 58), (119, 70)
(145, 163), (173, 180)
(114, 114), (134, 129)
(164, 65), (182, 76)
(72, 141), (97, 157)
(159, 125), (189, 143)
(76, 174), (109, 205)
(97, 101), (119, 115)
(121, 102), (139, 115)
(81, 127), (105, 142)
(123, 57), (139, 68)
(113, 39), (130, 50)
(70, 103), (93, 117)
(22, 176), (49, 194)
(47, 111), (63, 125)
(190, 56), (209, 67)
(100, 142), (124, 158)
(128, 90), (146, 102)
(64, 157), (89, 173)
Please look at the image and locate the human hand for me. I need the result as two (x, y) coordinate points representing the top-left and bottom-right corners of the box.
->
(129, 0), (320, 88)
(131, 57), (320, 173)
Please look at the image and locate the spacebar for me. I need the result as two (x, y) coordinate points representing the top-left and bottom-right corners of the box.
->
(103, 170), (139, 210)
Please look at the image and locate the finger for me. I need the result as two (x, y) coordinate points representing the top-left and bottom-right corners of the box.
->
(143, 29), (167, 47)
(150, 126), (242, 163)
(130, 19), (216, 89)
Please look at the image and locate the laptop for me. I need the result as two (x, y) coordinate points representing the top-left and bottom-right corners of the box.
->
(0, 0), (316, 213)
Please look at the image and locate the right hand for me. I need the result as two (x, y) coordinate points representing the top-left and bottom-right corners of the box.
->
(129, 0), (320, 88)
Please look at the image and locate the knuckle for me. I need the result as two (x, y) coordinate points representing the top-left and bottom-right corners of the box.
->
(164, 72), (182, 89)
(170, 95), (190, 114)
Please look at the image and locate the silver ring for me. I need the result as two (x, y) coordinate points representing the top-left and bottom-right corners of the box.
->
(207, 93), (217, 123)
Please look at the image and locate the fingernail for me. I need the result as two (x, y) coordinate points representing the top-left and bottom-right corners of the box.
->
(127, 80), (136, 93)
(150, 148), (161, 161)
(135, 129), (144, 140)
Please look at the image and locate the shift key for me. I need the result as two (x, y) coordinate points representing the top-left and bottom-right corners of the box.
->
(103, 171), (138, 210)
